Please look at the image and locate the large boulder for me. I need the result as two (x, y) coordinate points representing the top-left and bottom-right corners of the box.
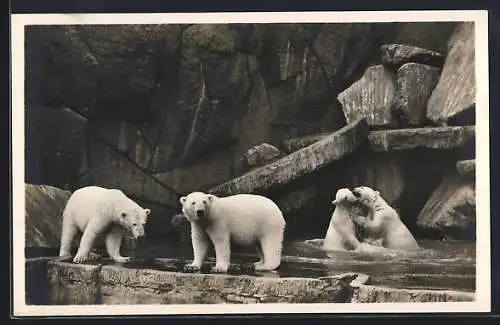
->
(238, 143), (282, 173)
(392, 63), (441, 126)
(456, 159), (475, 179)
(426, 22), (475, 125)
(338, 65), (397, 128)
(25, 184), (71, 249)
(380, 44), (445, 68)
(416, 168), (476, 240)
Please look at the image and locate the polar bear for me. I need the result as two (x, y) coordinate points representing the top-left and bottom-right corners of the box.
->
(351, 186), (419, 250)
(321, 188), (364, 251)
(58, 186), (151, 263)
(179, 191), (286, 273)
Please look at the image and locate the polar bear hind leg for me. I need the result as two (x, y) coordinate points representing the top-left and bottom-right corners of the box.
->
(255, 229), (284, 271)
(59, 212), (79, 257)
(105, 227), (130, 263)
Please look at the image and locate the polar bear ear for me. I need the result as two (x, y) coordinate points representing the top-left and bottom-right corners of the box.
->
(207, 194), (215, 202)
(374, 191), (380, 195)
(180, 196), (187, 205)
(144, 208), (151, 216)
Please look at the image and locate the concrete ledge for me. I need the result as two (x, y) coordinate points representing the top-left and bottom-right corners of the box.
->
(351, 284), (475, 303)
(25, 257), (475, 305)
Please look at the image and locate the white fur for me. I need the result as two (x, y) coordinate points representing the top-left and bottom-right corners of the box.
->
(352, 186), (419, 250)
(180, 192), (286, 273)
(322, 188), (363, 251)
(59, 186), (151, 263)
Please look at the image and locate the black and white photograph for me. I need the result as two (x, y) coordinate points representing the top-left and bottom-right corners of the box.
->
(11, 10), (490, 316)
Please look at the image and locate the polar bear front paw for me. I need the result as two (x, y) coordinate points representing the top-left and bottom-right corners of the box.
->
(112, 256), (132, 263)
(253, 261), (264, 270)
(211, 264), (229, 273)
(183, 263), (202, 273)
(73, 251), (101, 263)
(73, 253), (89, 264)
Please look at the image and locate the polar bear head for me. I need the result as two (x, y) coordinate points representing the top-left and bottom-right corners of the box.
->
(117, 204), (151, 239)
(331, 188), (358, 206)
(180, 191), (216, 223)
(352, 186), (380, 205)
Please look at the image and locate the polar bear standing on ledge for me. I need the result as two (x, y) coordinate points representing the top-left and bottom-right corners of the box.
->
(59, 186), (151, 263)
(180, 191), (286, 273)
(351, 186), (419, 250)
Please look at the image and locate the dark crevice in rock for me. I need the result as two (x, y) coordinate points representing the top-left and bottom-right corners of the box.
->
(446, 105), (476, 127)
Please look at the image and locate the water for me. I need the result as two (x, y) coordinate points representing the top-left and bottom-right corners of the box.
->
(28, 238), (475, 293)
(124, 238), (476, 292)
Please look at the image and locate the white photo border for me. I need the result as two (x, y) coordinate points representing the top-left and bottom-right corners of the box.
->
(11, 10), (491, 316)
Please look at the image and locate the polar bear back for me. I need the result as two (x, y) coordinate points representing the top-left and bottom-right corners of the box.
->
(64, 186), (132, 230)
(209, 194), (285, 245)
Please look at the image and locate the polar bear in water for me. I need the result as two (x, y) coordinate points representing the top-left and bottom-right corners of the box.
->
(305, 188), (381, 253)
(351, 186), (419, 250)
(322, 188), (364, 251)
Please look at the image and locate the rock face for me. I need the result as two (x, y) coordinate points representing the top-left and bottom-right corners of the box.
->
(426, 22), (475, 124)
(338, 65), (397, 128)
(416, 168), (476, 239)
(367, 126), (475, 152)
(380, 44), (445, 68)
(392, 63), (441, 126)
(276, 184), (319, 215)
(25, 106), (88, 191)
(209, 118), (369, 196)
(281, 132), (331, 154)
(25, 184), (71, 249)
(343, 151), (405, 207)
(24, 23), (470, 243)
